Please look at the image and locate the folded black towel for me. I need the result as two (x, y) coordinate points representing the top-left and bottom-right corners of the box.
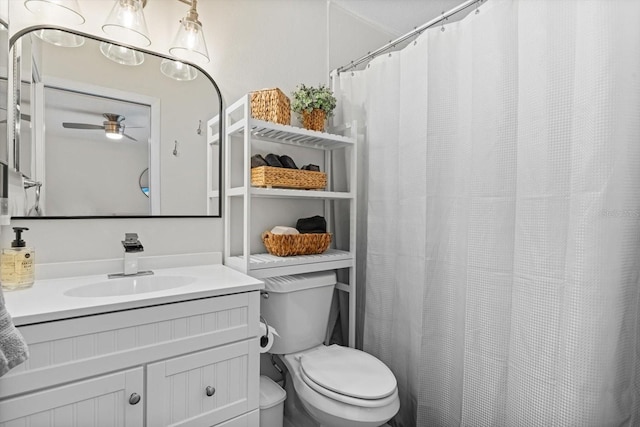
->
(251, 154), (268, 168)
(264, 154), (284, 168)
(279, 155), (298, 169)
(302, 164), (320, 172)
(296, 215), (327, 234)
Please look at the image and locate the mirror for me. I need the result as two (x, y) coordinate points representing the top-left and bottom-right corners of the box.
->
(0, 20), (7, 167)
(9, 27), (221, 218)
(139, 168), (149, 197)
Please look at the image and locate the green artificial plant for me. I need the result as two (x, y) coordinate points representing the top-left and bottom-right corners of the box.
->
(291, 84), (337, 117)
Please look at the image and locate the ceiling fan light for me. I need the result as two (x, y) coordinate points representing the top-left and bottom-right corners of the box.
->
(33, 29), (85, 48)
(106, 132), (123, 140)
(100, 42), (144, 66)
(169, 18), (209, 64)
(102, 0), (151, 47)
(160, 58), (198, 81)
(24, 0), (85, 26)
(104, 121), (124, 140)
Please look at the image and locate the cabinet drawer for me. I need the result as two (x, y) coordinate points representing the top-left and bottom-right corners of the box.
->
(0, 292), (259, 399)
(0, 367), (143, 427)
(147, 339), (259, 427)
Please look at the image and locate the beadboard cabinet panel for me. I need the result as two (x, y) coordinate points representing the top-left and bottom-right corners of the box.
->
(147, 339), (260, 427)
(0, 368), (143, 427)
(0, 292), (260, 399)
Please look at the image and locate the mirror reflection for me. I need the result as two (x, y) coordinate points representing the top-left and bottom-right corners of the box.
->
(0, 20), (8, 167)
(10, 28), (221, 217)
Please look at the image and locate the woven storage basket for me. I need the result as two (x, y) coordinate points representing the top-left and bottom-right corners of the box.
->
(301, 109), (326, 131)
(262, 231), (332, 257)
(251, 166), (326, 190)
(251, 88), (291, 125)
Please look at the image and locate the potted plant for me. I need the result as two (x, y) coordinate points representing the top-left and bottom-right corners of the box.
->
(291, 84), (337, 131)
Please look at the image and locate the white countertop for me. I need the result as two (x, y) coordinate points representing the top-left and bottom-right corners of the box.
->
(4, 264), (264, 326)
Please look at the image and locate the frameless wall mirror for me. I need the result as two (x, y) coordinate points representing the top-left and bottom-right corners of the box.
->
(9, 27), (221, 218)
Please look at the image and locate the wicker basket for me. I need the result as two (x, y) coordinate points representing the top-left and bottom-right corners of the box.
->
(251, 88), (291, 125)
(301, 109), (326, 131)
(251, 166), (326, 190)
(262, 231), (332, 257)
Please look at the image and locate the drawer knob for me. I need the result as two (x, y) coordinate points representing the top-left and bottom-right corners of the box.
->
(205, 386), (216, 397)
(129, 393), (141, 405)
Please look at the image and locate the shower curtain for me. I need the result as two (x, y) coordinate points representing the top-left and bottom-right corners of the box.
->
(332, 0), (640, 425)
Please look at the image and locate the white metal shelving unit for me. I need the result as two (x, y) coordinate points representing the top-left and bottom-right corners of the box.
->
(206, 115), (220, 215)
(223, 94), (358, 347)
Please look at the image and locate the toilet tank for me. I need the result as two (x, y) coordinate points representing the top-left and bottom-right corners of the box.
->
(261, 271), (336, 354)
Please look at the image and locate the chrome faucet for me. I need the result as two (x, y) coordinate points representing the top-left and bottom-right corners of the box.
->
(108, 233), (154, 279)
(123, 233), (143, 275)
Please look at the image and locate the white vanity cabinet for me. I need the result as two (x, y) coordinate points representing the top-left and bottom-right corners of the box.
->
(0, 367), (144, 426)
(0, 291), (260, 427)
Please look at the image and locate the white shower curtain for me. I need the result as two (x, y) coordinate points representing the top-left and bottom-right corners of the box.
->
(333, 0), (640, 426)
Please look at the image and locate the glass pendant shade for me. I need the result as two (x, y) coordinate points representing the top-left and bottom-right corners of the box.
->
(24, 0), (85, 25)
(169, 19), (209, 64)
(33, 29), (85, 47)
(100, 42), (144, 66)
(160, 59), (198, 81)
(102, 0), (151, 47)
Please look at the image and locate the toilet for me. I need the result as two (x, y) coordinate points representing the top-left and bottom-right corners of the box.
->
(260, 272), (400, 427)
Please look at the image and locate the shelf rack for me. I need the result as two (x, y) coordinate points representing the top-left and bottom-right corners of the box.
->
(223, 94), (358, 347)
(206, 115), (220, 215)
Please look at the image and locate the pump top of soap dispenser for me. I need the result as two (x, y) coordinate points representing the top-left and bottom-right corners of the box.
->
(11, 227), (29, 248)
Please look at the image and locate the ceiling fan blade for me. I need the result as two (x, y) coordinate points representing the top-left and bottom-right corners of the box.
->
(123, 133), (138, 142)
(63, 123), (105, 130)
(0, 114), (31, 123)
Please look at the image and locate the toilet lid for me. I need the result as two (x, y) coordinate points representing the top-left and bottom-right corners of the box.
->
(299, 345), (397, 400)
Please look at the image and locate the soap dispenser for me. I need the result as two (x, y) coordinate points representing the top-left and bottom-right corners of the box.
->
(1, 227), (35, 291)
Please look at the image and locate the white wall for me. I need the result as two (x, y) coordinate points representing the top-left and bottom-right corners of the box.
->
(46, 131), (149, 216)
(1, 0), (393, 264)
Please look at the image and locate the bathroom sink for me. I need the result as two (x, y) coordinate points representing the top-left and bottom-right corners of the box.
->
(64, 275), (196, 298)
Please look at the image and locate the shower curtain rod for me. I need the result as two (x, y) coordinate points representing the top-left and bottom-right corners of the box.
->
(335, 0), (483, 74)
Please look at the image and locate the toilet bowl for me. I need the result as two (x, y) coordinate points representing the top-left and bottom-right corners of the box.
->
(260, 272), (400, 427)
(280, 345), (400, 427)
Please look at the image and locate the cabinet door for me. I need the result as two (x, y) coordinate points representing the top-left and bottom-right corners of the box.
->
(0, 367), (143, 427)
(147, 339), (259, 427)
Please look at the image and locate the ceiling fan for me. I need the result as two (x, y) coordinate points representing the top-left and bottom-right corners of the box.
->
(63, 113), (141, 141)
(0, 105), (30, 124)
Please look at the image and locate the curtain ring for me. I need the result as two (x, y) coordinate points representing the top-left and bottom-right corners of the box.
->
(441, 13), (447, 32)
(475, 0), (480, 14)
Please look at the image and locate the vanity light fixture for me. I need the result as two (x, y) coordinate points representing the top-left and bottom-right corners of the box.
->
(100, 42), (145, 66)
(24, 0), (85, 25)
(169, 0), (210, 63)
(32, 29), (85, 48)
(102, 0), (151, 47)
(160, 58), (198, 81)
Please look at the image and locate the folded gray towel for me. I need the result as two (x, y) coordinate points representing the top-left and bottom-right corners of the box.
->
(0, 288), (28, 377)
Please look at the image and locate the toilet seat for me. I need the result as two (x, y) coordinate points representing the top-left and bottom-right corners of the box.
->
(299, 345), (397, 407)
